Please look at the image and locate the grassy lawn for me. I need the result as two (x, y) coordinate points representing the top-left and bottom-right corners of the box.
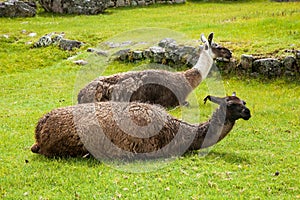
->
(0, 0), (300, 199)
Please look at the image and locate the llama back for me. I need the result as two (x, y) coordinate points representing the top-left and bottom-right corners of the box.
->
(78, 69), (193, 107)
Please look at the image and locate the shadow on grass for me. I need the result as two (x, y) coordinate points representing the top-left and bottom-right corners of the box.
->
(29, 149), (250, 169)
(29, 154), (102, 167)
(26, 151), (251, 167)
(184, 150), (251, 164)
(210, 151), (250, 164)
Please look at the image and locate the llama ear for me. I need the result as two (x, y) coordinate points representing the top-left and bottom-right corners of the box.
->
(232, 92), (236, 96)
(204, 95), (225, 105)
(208, 32), (214, 45)
(203, 95), (211, 104)
(200, 33), (207, 44)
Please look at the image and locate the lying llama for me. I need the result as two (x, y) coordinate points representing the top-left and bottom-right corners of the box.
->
(77, 33), (232, 107)
(31, 93), (251, 159)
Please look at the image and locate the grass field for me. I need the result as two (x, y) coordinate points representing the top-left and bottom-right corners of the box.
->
(0, 0), (300, 199)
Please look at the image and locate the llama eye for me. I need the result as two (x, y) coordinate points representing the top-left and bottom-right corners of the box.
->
(243, 101), (246, 105)
(227, 102), (234, 107)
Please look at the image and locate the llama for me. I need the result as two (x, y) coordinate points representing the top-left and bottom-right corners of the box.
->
(31, 93), (251, 159)
(77, 33), (232, 107)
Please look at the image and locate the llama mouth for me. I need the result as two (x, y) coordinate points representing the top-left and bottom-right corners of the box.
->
(242, 109), (251, 120)
(242, 113), (251, 120)
(243, 115), (251, 120)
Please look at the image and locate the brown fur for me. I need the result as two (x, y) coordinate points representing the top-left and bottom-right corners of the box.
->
(78, 69), (196, 107)
(77, 33), (232, 107)
(83, 69), (198, 107)
(31, 94), (251, 159)
(31, 108), (88, 157)
(183, 68), (202, 89)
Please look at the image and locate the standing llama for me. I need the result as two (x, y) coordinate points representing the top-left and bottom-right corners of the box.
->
(77, 33), (232, 107)
(31, 93), (251, 159)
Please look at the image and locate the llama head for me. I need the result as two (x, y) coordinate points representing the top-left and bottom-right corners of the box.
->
(204, 92), (251, 121)
(201, 32), (232, 60)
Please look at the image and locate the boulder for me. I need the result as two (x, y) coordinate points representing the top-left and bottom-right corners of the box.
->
(283, 56), (299, 76)
(116, 0), (125, 7)
(113, 49), (131, 61)
(158, 38), (175, 48)
(296, 52), (300, 68)
(33, 32), (64, 48)
(137, 0), (146, 6)
(59, 39), (84, 51)
(216, 58), (236, 74)
(174, 0), (186, 3)
(39, 0), (110, 15)
(240, 54), (254, 70)
(73, 60), (88, 65)
(130, 1), (138, 6)
(87, 48), (109, 57)
(132, 50), (144, 60)
(0, 0), (36, 17)
(149, 46), (165, 63)
(33, 32), (83, 51)
(252, 58), (282, 78)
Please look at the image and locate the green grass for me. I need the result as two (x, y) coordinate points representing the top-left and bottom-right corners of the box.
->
(0, 1), (299, 74)
(0, 1), (300, 199)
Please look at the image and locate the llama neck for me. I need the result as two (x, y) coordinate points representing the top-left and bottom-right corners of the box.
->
(192, 50), (214, 80)
(183, 68), (202, 89)
(188, 106), (235, 150)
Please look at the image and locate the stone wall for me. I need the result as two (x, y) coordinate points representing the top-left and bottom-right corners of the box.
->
(235, 53), (300, 78)
(38, 0), (185, 15)
(39, 0), (110, 15)
(0, 0), (36, 17)
(0, 0), (187, 16)
(88, 39), (300, 79)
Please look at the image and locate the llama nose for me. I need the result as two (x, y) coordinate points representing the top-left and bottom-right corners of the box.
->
(243, 108), (251, 119)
